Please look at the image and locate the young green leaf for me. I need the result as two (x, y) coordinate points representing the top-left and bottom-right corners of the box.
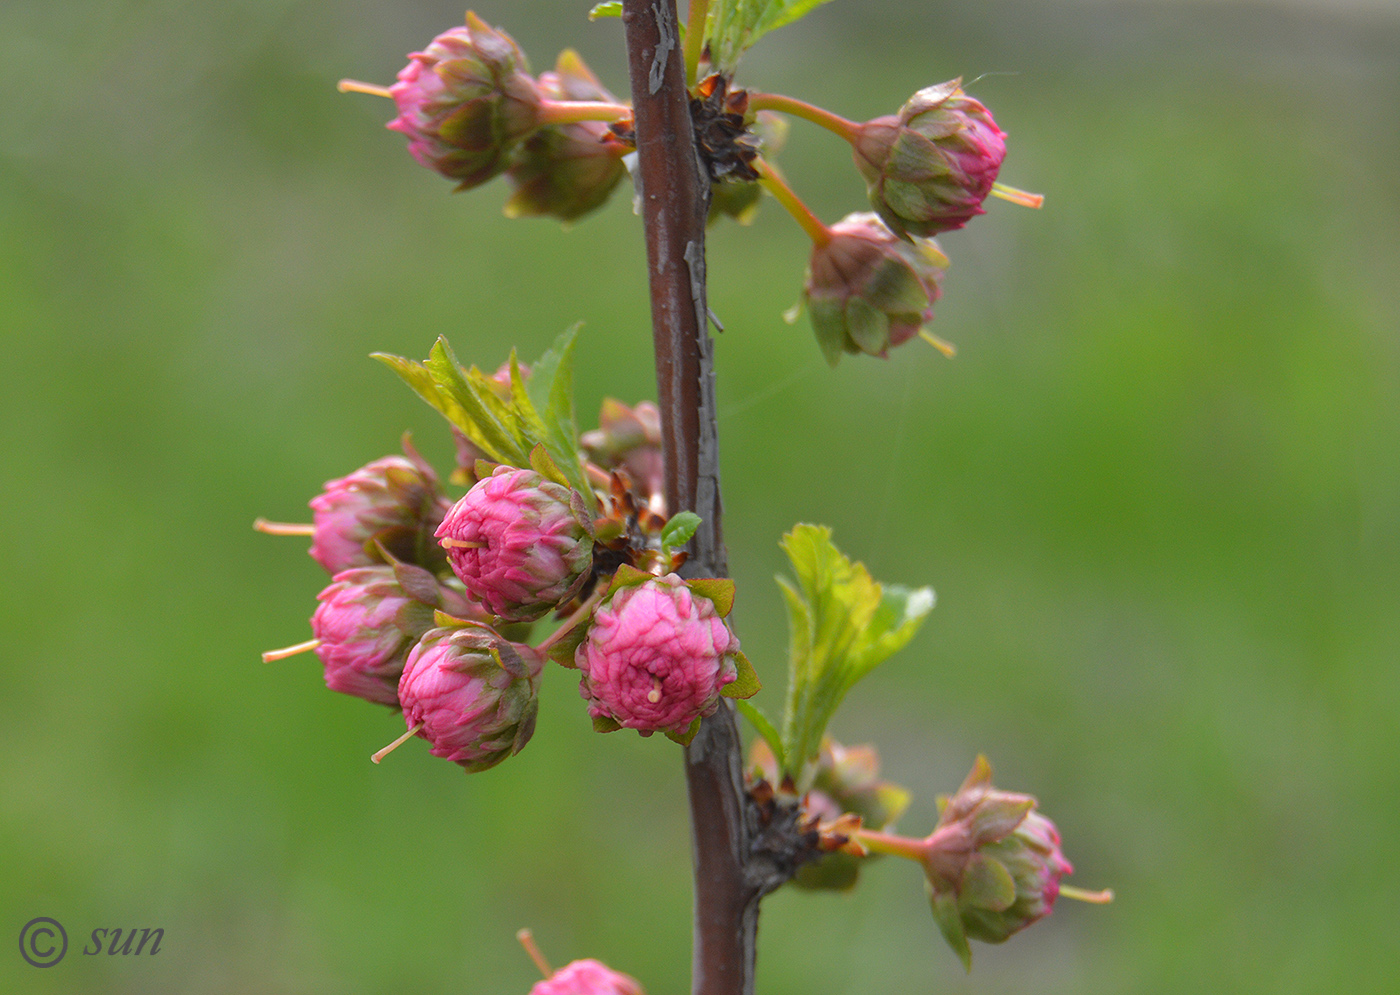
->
(775, 524), (934, 787)
(735, 699), (786, 772)
(588, 1), (622, 19)
(660, 510), (702, 557)
(707, 0), (838, 73)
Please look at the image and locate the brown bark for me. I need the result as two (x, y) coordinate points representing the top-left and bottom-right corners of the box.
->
(619, 4), (756, 995)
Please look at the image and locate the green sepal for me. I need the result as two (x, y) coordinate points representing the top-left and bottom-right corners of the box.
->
(806, 296), (848, 367)
(587, 1), (621, 18)
(433, 609), (479, 629)
(592, 713), (623, 734)
(686, 576), (735, 617)
(660, 511), (702, 557)
(665, 716), (702, 746)
(528, 442), (570, 488)
(394, 599), (437, 638)
(928, 882), (973, 972)
(511, 696), (539, 755)
(546, 620), (588, 669)
(960, 854), (1017, 913)
(474, 458), (498, 480)
(606, 563), (653, 596)
(721, 650), (760, 699)
(593, 518), (625, 543)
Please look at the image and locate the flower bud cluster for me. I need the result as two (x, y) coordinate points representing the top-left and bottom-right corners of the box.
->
(377, 13), (630, 222)
(262, 388), (754, 769)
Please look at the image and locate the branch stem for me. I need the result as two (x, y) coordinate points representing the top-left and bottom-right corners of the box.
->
(621, 5), (758, 995)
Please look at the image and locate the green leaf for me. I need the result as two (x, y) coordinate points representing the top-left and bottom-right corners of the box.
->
(528, 443), (570, 488)
(707, 0), (838, 73)
(587, 1), (622, 18)
(380, 331), (594, 512)
(734, 699), (785, 772)
(775, 525), (934, 786)
(531, 326), (595, 514)
(372, 352), (470, 432)
(660, 511), (702, 557)
(425, 338), (526, 465)
(721, 649), (761, 699)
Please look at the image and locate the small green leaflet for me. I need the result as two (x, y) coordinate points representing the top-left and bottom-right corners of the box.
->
(660, 511), (702, 558)
(372, 327), (595, 514)
(775, 524), (934, 788)
(588, 1), (622, 19)
(707, 0), (838, 73)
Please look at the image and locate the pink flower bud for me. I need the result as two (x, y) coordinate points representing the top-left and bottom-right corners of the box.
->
(577, 574), (739, 735)
(505, 51), (628, 223)
(397, 623), (544, 771)
(436, 465), (594, 623)
(387, 12), (544, 190)
(853, 80), (1006, 238)
(922, 756), (1074, 964)
(529, 960), (644, 995)
(308, 455), (450, 575)
(804, 212), (948, 365)
(311, 566), (430, 707)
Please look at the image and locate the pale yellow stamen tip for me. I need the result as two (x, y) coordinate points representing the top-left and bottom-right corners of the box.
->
(919, 329), (957, 358)
(371, 722), (424, 764)
(440, 538), (486, 550)
(262, 638), (320, 662)
(1059, 885), (1115, 904)
(516, 929), (553, 979)
(253, 518), (315, 536)
(337, 79), (394, 99)
(991, 182), (1045, 209)
(646, 678), (663, 704)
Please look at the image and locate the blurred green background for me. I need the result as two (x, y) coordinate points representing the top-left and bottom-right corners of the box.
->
(2, 0), (1397, 992)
